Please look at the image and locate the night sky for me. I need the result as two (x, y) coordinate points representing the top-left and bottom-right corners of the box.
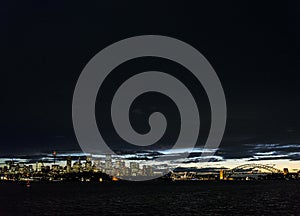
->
(1, 1), (300, 163)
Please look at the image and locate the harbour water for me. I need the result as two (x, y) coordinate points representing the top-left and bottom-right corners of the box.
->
(0, 181), (299, 215)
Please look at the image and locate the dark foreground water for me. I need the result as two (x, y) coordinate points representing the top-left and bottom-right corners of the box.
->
(0, 181), (299, 215)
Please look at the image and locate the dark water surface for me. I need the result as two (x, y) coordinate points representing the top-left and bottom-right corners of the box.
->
(0, 181), (299, 215)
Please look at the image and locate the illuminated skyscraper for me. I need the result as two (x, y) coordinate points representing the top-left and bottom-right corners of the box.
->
(105, 155), (112, 170)
(115, 160), (122, 169)
(85, 156), (92, 171)
(36, 161), (44, 172)
(130, 162), (139, 176)
(72, 158), (82, 173)
(66, 156), (72, 173)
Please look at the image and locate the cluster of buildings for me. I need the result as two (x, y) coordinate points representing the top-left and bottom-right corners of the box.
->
(0, 155), (159, 182)
(95, 155), (156, 177)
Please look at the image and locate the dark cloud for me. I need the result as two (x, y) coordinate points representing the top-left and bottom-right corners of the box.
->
(1, 1), (299, 164)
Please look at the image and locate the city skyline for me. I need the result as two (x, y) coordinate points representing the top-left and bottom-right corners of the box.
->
(1, 147), (300, 172)
(1, 151), (299, 182)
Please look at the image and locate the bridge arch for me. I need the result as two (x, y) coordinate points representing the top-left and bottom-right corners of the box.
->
(230, 164), (282, 174)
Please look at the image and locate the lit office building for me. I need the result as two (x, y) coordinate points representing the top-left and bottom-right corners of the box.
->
(36, 161), (44, 172)
(130, 162), (139, 176)
(85, 156), (92, 171)
(66, 156), (72, 173)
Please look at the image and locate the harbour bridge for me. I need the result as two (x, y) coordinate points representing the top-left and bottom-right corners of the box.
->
(228, 164), (283, 174)
(222, 164), (284, 180)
